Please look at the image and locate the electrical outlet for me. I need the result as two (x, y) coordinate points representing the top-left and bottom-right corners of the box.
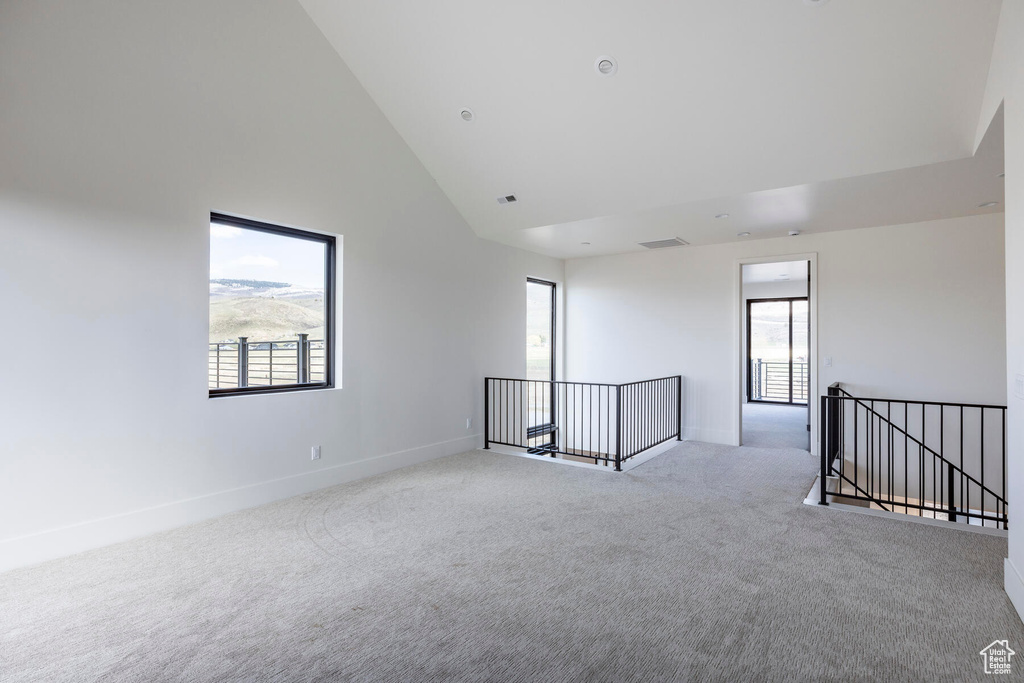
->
(824, 356), (833, 367)
(311, 445), (321, 461)
(466, 417), (472, 430)
(1015, 375), (1024, 400)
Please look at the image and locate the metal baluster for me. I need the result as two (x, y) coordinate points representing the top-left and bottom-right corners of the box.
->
(981, 408), (986, 528)
(237, 337), (249, 388)
(960, 405), (965, 525)
(820, 395), (829, 506)
(1004, 408), (1008, 529)
(484, 378), (490, 449)
(615, 384), (622, 471)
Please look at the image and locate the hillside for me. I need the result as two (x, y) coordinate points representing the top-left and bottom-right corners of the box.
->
(209, 280), (325, 343)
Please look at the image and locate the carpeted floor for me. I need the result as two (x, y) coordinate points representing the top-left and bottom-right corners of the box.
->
(2, 442), (1020, 682)
(743, 401), (810, 450)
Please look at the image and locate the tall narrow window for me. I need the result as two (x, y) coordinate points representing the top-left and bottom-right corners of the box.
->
(526, 278), (556, 452)
(526, 278), (555, 381)
(208, 213), (335, 396)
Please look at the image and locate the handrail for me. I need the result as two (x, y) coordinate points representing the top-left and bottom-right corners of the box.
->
(832, 384), (1004, 411)
(210, 338), (325, 346)
(830, 386), (1005, 502)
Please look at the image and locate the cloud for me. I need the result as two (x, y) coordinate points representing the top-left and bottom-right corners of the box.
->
(229, 254), (279, 268)
(211, 224), (243, 239)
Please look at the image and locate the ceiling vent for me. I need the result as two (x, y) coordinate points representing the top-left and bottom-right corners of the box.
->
(639, 237), (689, 249)
(497, 194), (517, 204)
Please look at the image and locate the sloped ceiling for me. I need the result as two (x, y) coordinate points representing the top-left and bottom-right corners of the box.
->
(299, 0), (1004, 257)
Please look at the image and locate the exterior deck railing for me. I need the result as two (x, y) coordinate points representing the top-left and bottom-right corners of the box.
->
(750, 359), (808, 404)
(209, 336), (326, 389)
(483, 375), (682, 471)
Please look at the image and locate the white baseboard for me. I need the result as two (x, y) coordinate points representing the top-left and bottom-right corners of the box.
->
(682, 427), (735, 445)
(0, 434), (480, 574)
(1005, 558), (1024, 624)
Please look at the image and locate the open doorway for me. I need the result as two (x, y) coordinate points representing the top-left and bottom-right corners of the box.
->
(741, 260), (811, 450)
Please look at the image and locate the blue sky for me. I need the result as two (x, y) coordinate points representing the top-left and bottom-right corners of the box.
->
(210, 222), (325, 288)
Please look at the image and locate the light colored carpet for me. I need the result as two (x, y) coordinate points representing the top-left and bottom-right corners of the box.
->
(743, 401), (810, 450)
(2, 442), (1020, 682)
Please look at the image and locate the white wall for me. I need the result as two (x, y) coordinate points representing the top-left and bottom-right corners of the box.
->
(565, 214), (1006, 448)
(0, 0), (562, 571)
(979, 0), (1024, 622)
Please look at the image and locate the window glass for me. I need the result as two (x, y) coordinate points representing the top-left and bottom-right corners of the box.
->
(209, 215), (333, 395)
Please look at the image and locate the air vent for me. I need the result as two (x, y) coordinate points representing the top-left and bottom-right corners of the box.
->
(638, 237), (689, 249)
(497, 194), (517, 204)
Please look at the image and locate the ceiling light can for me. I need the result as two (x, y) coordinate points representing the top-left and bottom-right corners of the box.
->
(788, 230), (801, 236)
(594, 56), (618, 76)
(737, 232), (751, 237)
(715, 213), (730, 219)
(978, 201), (1000, 208)
(460, 108), (475, 122)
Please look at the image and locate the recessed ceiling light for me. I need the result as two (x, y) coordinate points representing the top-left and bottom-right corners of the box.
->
(803, 0), (830, 5)
(788, 230), (801, 236)
(978, 201), (1000, 208)
(460, 108), (475, 122)
(715, 213), (730, 219)
(998, 172), (1006, 178)
(594, 56), (618, 76)
(737, 232), (751, 237)
(581, 242), (591, 246)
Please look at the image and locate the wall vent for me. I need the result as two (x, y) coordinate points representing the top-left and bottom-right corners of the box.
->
(497, 194), (517, 204)
(638, 237), (689, 249)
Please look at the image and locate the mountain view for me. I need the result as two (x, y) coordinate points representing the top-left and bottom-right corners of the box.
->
(209, 279), (325, 343)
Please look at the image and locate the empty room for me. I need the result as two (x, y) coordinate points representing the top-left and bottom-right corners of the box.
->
(3, 0), (1024, 680)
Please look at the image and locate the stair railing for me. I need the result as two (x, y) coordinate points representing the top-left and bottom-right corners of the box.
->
(820, 383), (1007, 529)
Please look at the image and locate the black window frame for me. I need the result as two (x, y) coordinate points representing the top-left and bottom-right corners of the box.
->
(526, 277), (557, 383)
(746, 296), (809, 406)
(208, 212), (336, 398)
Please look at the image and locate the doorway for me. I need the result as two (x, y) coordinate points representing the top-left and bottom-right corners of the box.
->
(739, 259), (812, 451)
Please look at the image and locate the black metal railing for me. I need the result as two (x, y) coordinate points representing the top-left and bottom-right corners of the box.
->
(750, 359), (808, 403)
(209, 335), (326, 389)
(483, 376), (682, 471)
(819, 383), (1007, 529)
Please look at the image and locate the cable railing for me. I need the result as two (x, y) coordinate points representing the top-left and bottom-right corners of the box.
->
(819, 383), (1007, 529)
(750, 359), (808, 404)
(209, 335), (326, 389)
(483, 376), (682, 471)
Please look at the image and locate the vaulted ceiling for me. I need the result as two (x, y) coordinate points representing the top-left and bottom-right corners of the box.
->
(299, 0), (1005, 258)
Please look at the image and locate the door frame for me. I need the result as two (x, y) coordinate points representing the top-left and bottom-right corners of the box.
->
(734, 253), (818, 454)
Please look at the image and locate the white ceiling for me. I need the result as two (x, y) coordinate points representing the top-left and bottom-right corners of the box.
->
(299, 0), (1004, 258)
(743, 261), (809, 285)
